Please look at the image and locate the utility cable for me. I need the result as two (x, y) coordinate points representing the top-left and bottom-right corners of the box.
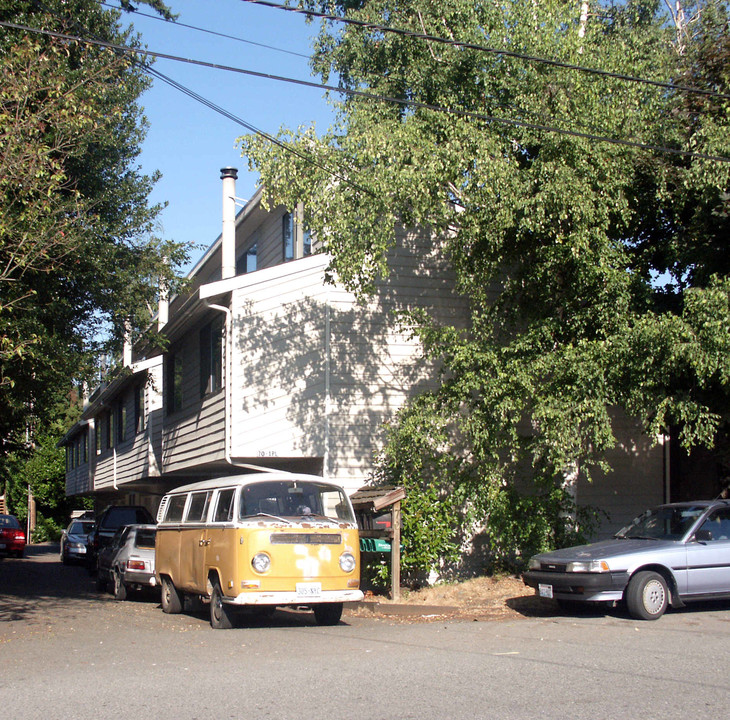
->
(238, 0), (730, 102)
(1, 19), (728, 163)
(100, 1), (311, 60)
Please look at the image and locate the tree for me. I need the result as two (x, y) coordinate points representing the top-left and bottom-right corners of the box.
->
(0, 0), (187, 465)
(241, 0), (729, 575)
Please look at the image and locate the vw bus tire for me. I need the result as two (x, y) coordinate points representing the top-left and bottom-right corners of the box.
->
(626, 571), (669, 621)
(113, 570), (128, 601)
(161, 576), (183, 614)
(313, 602), (343, 626)
(210, 581), (234, 629)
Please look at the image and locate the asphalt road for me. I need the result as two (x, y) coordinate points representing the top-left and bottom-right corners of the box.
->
(2, 545), (730, 720)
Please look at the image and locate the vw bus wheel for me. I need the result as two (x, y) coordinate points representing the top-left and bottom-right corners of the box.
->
(210, 582), (234, 629)
(113, 570), (128, 601)
(313, 602), (343, 626)
(161, 576), (183, 614)
(626, 571), (668, 621)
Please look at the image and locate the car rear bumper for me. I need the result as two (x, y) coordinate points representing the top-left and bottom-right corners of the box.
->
(523, 570), (629, 602)
(122, 570), (157, 586)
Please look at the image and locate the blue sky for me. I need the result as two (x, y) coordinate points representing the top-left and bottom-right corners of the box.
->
(119, 0), (335, 270)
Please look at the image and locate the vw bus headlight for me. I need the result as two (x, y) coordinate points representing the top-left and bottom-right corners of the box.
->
(339, 552), (356, 572)
(252, 552), (271, 573)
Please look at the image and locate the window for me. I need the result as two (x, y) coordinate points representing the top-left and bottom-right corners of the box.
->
(166, 351), (183, 413)
(185, 491), (211, 523)
(164, 494), (187, 522)
(283, 212), (294, 262)
(283, 208), (312, 262)
(236, 243), (257, 274)
(134, 383), (145, 434)
(99, 410), (114, 450)
(116, 399), (127, 444)
(213, 488), (235, 523)
(699, 509), (730, 541)
(200, 320), (224, 398)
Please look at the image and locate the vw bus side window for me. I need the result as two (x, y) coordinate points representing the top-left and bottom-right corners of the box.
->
(239, 481), (355, 524)
(213, 488), (235, 523)
(164, 494), (188, 522)
(185, 491), (211, 523)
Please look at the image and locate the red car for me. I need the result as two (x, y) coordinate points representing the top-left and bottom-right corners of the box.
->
(0, 514), (26, 558)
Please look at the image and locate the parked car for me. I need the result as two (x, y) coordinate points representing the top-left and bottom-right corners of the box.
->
(87, 505), (155, 571)
(96, 524), (158, 600)
(0, 514), (26, 558)
(60, 519), (96, 565)
(523, 500), (730, 620)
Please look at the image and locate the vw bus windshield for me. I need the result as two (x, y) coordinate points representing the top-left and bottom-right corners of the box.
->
(238, 481), (356, 525)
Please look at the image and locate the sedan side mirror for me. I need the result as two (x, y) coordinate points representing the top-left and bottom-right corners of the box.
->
(694, 529), (713, 543)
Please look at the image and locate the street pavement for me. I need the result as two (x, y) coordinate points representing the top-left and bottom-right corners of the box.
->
(2, 544), (730, 719)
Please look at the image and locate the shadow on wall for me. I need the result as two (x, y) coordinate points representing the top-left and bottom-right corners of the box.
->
(233, 293), (438, 465)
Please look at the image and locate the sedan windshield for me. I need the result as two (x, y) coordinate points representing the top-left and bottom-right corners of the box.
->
(239, 480), (355, 525)
(617, 505), (707, 541)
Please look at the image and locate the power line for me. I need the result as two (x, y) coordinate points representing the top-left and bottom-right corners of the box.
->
(100, 1), (311, 60)
(239, 0), (730, 102)
(1, 20), (728, 163)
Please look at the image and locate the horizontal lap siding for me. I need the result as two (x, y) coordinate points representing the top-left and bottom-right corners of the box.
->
(328, 228), (467, 494)
(162, 391), (226, 473)
(230, 257), (328, 460)
(93, 432), (153, 491)
(577, 409), (666, 539)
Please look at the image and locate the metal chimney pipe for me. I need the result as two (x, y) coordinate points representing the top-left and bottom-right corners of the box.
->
(220, 167), (238, 280)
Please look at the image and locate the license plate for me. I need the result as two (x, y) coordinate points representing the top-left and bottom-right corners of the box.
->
(296, 582), (322, 599)
(538, 583), (554, 599)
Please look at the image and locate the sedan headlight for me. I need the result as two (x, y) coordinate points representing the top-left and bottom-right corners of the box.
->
(528, 557), (541, 571)
(339, 552), (356, 573)
(565, 560), (610, 573)
(252, 552), (271, 573)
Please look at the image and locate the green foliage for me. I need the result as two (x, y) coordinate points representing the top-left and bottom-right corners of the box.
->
(0, 1), (188, 465)
(241, 1), (729, 569)
(370, 395), (467, 581)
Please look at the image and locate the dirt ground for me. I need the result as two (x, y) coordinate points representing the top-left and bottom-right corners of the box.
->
(352, 574), (549, 622)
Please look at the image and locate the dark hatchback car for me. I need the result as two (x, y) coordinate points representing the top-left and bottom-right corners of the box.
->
(87, 506), (155, 571)
(524, 500), (730, 620)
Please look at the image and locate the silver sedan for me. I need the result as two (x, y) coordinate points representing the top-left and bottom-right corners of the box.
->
(523, 500), (730, 620)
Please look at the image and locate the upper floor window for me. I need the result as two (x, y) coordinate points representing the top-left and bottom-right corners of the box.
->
(116, 398), (127, 444)
(283, 207), (312, 263)
(283, 212), (294, 262)
(200, 320), (224, 398)
(236, 242), (257, 274)
(166, 351), (184, 414)
(134, 383), (145, 434)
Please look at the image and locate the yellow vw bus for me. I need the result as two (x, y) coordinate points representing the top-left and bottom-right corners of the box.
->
(155, 473), (363, 628)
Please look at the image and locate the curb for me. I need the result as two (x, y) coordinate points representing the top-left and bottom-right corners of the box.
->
(349, 601), (459, 616)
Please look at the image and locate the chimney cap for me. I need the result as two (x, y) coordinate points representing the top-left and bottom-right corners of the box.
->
(220, 167), (238, 180)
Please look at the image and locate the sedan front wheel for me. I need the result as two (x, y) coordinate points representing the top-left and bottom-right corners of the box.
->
(626, 571), (669, 620)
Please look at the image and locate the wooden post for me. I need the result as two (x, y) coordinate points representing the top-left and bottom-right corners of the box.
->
(391, 500), (401, 601)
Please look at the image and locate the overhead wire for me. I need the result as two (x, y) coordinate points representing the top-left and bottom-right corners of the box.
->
(99, 1), (311, 60)
(1, 19), (728, 164)
(238, 0), (730, 102)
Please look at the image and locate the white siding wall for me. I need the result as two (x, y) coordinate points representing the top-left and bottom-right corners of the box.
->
(228, 227), (468, 495)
